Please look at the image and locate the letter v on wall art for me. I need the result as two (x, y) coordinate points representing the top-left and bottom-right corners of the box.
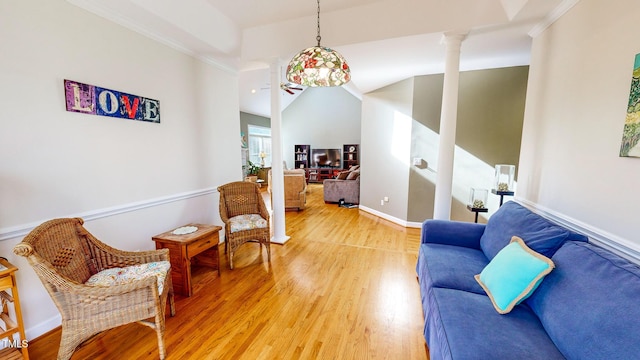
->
(64, 79), (160, 123)
(620, 54), (640, 157)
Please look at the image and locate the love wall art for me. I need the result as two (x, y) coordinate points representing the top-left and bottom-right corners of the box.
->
(64, 79), (160, 123)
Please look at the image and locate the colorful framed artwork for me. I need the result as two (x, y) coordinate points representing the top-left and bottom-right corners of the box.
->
(619, 54), (640, 157)
(64, 79), (160, 123)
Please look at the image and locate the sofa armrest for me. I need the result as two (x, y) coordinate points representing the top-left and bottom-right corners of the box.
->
(421, 219), (485, 249)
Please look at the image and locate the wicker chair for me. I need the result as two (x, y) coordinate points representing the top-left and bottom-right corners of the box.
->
(218, 181), (271, 269)
(13, 218), (175, 360)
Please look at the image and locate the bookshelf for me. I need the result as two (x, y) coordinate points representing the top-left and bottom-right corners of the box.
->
(343, 144), (359, 169)
(294, 145), (310, 169)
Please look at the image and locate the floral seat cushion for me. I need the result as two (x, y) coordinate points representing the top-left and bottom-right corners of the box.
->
(229, 214), (268, 233)
(85, 261), (170, 294)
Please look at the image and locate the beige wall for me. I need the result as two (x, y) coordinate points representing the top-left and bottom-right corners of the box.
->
(363, 66), (528, 224)
(240, 112), (271, 138)
(518, 0), (640, 257)
(0, 0), (241, 338)
(408, 75), (444, 222)
(457, 67), (527, 170)
(450, 66), (528, 222)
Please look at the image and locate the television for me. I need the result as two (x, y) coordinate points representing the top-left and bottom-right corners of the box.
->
(311, 148), (341, 168)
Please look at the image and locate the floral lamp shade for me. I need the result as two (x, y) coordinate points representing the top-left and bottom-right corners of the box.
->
(286, 46), (351, 87)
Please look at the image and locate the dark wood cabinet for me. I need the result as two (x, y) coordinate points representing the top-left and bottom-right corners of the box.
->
(343, 144), (359, 169)
(294, 145), (310, 169)
(306, 168), (337, 183)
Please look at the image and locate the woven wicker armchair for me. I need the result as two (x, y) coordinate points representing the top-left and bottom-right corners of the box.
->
(13, 218), (175, 360)
(218, 181), (271, 269)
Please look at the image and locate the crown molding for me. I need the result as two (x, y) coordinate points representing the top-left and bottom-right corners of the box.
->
(528, 0), (581, 38)
(66, 0), (237, 75)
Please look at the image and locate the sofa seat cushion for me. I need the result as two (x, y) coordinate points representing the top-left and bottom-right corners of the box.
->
(426, 287), (564, 360)
(479, 201), (588, 260)
(526, 241), (640, 359)
(229, 214), (268, 233)
(85, 261), (170, 294)
(417, 243), (488, 295)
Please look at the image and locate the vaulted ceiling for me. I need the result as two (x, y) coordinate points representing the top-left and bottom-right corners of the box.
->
(68, 0), (571, 117)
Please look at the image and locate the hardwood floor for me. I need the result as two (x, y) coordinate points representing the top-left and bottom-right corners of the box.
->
(27, 184), (428, 360)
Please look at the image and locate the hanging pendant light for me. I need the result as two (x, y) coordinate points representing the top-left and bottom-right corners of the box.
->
(286, 0), (351, 87)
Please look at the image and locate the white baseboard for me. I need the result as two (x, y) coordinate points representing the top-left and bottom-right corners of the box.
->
(517, 198), (640, 264)
(357, 205), (422, 228)
(26, 314), (61, 341)
(271, 235), (290, 245)
(406, 221), (423, 228)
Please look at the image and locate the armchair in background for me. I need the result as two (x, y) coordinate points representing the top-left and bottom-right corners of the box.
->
(268, 169), (307, 211)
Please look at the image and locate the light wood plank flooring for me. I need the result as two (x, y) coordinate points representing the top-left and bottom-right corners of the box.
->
(27, 184), (428, 360)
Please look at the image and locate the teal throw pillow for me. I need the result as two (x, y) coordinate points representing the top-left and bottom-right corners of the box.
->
(475, 236), (555, 314)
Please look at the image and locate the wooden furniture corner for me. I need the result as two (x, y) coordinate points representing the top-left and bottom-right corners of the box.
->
(0, 258), (28, 360)
(152, 224), (222, 297)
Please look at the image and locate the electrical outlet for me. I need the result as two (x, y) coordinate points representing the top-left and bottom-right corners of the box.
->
(383, 196), (389, 202)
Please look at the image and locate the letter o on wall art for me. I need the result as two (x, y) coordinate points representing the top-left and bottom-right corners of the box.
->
(64, 79), (160, 123)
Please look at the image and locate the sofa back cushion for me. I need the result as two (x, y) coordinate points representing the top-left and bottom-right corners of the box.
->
(525, 241), (640, 359)
(336, 171), (350, 180)
(346, 170), (360, 180)
(479, 201), (587, 260)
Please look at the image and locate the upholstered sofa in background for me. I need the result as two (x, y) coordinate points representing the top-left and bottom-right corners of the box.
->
(417, 201), (640, 359)
(268, 169), (307, 210)
(323, 167), (360, 204)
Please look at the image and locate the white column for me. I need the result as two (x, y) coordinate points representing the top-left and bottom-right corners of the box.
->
(433, 31), (467, 220)
(270, 58), (290, 244)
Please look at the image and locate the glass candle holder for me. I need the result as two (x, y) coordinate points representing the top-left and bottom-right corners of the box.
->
(469, 188), (488, 209)
(494, 165), (515, 192)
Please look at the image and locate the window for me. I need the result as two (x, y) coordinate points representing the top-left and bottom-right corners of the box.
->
(248, 125), (271, 167)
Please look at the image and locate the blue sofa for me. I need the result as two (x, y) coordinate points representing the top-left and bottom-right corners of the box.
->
(416, 201), (640, 359)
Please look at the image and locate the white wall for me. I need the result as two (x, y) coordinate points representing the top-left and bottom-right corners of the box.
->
(360, 79), (415, 223)
(282, 87), (361, 168)
(518, 0), (640, 256)
(0, 0), (241, 339)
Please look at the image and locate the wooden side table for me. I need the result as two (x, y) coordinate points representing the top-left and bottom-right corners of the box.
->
(152, 224), (222, 297)
(0, 258), (28, 360)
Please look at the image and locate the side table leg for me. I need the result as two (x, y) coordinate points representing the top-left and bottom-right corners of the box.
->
(184, 256), (193, 297)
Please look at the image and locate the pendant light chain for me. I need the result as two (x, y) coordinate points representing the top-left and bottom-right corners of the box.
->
(285, 0), (351, 87)
(316, 0), (321, 47)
